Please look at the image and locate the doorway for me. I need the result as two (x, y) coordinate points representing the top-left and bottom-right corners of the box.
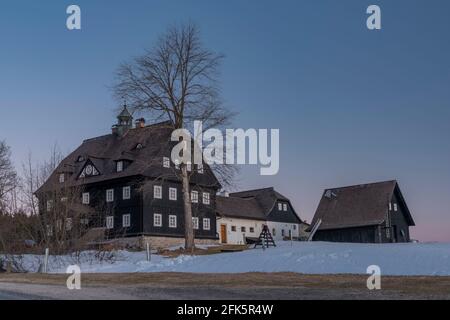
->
(220, 224), (227, 244)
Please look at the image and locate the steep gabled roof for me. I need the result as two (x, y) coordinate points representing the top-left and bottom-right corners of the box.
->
(36, 121), (220, 193)
(230, 187), (290, 215)
(216, 196), (266, 220)
(310, 180), (415, 231)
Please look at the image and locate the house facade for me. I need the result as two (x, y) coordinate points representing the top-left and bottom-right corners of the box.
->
(216, 188), (309, 244)
(36, 107), (221, 249)
(309, 180), (415, 243)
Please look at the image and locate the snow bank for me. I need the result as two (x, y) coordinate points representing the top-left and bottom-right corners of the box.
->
(17, 241), (450, 276)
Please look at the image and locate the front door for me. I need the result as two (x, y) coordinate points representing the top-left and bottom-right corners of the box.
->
(220, 224), (227, 244)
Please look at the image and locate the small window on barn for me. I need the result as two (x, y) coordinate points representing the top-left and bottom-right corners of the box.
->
(293, 225), (297, 230)
(202, 192), (210, 205)
(278, 203), (282, 211)
(272, 228), (276, 236)
(249, 227), (255, 233)
(153, 214), (162, 227)
(122, 214), (131, 228)
(203, 218), (210, 230)
(241, 226), (246, 232)
(116, 161), (124, 173)
(123, 186), (131, 200)
(393, 203), (398, 212)
(82, 192), (90, 205)
(283, 203), (288, 211)
(281, 229), (285, 237)
(77, 156), (85, 162)
(153, 186), (162, 199)
(192, 217), (199, 230)
(169, 188), (177, 201)
(231, 226), (237, 232)
(59, 173), (65, 183)
(169, 215), (177, 228)
(106, 189), (114, 202)
(191, 191), (199, 203)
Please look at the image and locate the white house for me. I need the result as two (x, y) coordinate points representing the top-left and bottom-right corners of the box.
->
(216, 187), (309, 244)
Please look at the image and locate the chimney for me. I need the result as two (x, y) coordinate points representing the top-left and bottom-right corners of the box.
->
(135, 118), (146, 128)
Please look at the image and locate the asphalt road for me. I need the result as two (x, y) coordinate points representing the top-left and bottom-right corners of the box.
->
(1, 273), (449, 300)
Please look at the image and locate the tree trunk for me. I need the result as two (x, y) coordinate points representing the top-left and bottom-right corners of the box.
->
(181, 166), (195, 252)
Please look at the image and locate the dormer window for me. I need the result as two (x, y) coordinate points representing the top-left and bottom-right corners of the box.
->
(77, 156), (85, 162)
(117, 161), (124, 173)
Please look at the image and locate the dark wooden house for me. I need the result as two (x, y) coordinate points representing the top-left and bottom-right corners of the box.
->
(309, 180), (415, 243)
(36, 107), (221, 248)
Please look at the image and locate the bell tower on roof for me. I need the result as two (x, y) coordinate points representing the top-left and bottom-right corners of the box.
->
(112, 103), (133, 137)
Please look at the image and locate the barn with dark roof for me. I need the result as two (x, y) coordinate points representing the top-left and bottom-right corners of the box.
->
(309, 180), (415, 243)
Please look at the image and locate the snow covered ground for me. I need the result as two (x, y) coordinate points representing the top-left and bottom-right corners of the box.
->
(15, 241), (450, 276)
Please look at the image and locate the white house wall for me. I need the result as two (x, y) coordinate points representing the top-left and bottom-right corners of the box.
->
(266, 221), (300, 241)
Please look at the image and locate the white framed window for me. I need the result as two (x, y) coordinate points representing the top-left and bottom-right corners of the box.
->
(283, 203), (288, 211)
(106, 189), (114, 202)
(106, 216), (114, 229)
(154, 185), (162, 199)
(278, 203), (282, 211)
(169, 215), (177, 228)
(117, 161), (124, 172)
(163, 157), (170, 168)
(202, 192), (210, 205)
(191, 191), (199, 203)
(123, 186), (131, 200)
(66, 218), (73, 231)
(203, 218), (210, 230)
(187, 162), (192, 172)
(169, 187), (177, 201)
(47, 200), (53, 212)
(192, 217), (199, 229)
(122, 214), (131, 228)
(153, 213), (162, 227)
(198, 164), (204, 174)
(82, 192), (90, 205)
(59, 173), (65, 183)
(393, 203), (398, 212)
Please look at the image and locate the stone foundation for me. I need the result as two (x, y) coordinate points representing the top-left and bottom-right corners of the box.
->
(105, 236), (219, 250)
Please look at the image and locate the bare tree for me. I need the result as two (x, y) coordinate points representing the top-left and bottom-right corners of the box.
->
(114, 23), (235, 251)
(0, 140), (18, 212)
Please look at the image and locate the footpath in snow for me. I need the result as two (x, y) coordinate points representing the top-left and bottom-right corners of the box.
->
(19, 241), (450, 276)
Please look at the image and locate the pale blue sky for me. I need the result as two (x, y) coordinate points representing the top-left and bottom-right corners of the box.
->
(1, 0), (449, 241)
